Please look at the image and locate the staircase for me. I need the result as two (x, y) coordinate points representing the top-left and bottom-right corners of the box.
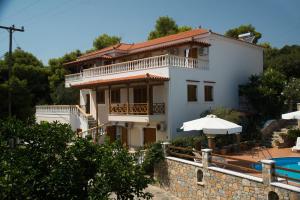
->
(87, 115), (97, 129)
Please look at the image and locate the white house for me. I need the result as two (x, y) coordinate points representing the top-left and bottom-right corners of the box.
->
(36, 28), (263, 147)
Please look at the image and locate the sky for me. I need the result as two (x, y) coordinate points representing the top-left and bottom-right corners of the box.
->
(0, 0), (299, 65)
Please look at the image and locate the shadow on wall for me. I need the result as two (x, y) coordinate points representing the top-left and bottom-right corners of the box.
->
(154, 161), (170, 188)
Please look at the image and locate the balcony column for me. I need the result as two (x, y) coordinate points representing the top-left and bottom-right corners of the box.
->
(95, 86), (99, 143)
(146, 80), (150, 115)
(127, 84), (129, 115)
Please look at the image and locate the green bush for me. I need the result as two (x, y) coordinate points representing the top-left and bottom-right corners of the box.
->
(171, 135), (207, 150)
(0, 118), (152, 199)
(142, 142), (165, 174)
(287, 129), (300, 145)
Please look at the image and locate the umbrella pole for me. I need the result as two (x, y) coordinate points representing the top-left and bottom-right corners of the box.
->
(207, 135), (215, 152)
(236, 133), (241, 152)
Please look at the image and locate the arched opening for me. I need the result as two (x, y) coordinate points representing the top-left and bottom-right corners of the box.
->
(197, 169), (203, 183)
(268, 191), (279, 200)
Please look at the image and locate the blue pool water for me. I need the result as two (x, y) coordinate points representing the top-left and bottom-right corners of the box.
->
(253, 157), (300, 180)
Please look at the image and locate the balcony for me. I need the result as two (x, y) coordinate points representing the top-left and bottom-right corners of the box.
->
(65, 54), (209, 87)
(108, 103), (165, 123)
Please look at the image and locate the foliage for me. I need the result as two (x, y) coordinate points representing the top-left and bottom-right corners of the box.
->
(225, 24), (262, 44)
(264, 45), (300, 78)
(93, 33), (121, 50)
(287, 129), (300, 142)
(148, 16), (192, 40)
(210, 107), (241, 123)
(0, 119), (152, 199)
(89, 141), (152, 200)
(0, 48), (50, 120)
(48, 50), (81, 104)
(171, 135), (207, 150)
(240, 68), (286, 118)
(142, 142), (165, 173)
(282, 78), (300, 111)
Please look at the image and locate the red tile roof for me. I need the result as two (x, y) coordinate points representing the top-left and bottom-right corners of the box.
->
(71, 73), (169, 88)
(65, 29), (209, 66)
(129, 28), (208, 51)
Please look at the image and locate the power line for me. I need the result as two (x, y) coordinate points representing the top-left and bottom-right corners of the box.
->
(13, 36), (20, 48)
(1, 0), (42, 22)
(18, 0), (75, 26)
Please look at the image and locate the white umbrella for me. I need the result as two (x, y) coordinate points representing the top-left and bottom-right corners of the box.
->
(281, 111), (300, 120)
(181, 114), (242, 134)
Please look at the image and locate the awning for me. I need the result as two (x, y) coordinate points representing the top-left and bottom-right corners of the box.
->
(71, 73), (169, 89)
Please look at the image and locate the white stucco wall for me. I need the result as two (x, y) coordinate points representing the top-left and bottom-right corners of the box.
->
(167, 34), (263, 139)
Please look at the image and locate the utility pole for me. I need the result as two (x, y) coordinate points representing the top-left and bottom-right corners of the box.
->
(0, 25), (24, 117)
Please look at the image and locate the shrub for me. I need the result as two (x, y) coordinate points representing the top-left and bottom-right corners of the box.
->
(171, 135), (207, 150)
(0, 119), (152, 199)
(142, 142), (165, 174)
(287, 129), (300, 146)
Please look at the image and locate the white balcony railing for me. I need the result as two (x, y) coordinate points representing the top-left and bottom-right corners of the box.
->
(35, 105), (91, 120)
(65, 54), (208, 85)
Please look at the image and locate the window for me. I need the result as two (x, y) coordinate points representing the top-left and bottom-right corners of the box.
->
(134, 87), (147, 103)
(198, 47), (209, 56)
(111, 88), (120, 103)
(204, 85), (213, 102)
(97, 89), (105, 104)
(187, 84), (197, 102)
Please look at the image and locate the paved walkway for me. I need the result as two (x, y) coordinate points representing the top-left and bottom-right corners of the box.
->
(109, 185), (180, 200)
(145, 185), (180, 200)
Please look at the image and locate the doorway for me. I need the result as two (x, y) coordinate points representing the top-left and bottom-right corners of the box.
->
(143, 128), (156, 145)
(106, 126), (116, 143)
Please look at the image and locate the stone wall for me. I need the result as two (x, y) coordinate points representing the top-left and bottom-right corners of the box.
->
(155, 156), (300, 200)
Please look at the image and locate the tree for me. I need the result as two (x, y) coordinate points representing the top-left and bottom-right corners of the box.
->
(225, 24), (262, 44)
(93, 34), (121, 50)
(148, 16), (192, 40)
(264, 45), (300, 78)
(240, 68), (286, 118)
(0, 119), (152, 199)
(282, 78), (300, 111)
(89, 141), (152, 200)
(48, 50), (81, 104)
(0, 48), (50, 120)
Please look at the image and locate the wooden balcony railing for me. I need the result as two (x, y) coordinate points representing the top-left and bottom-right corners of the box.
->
(65, 54), (209, 86)
(109, 103), (165, 115)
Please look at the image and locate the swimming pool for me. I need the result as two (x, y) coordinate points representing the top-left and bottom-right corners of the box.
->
(253, 157), (300, 180)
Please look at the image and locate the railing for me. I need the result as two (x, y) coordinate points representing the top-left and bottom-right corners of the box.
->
(109, 103), (165, 115)
(65, 54), (209, 84)
(274, 166), (300, 185)
(36, 105), (91, 120)
(166, 145), (261, 175)
(211, 153), (261, 174)
(168, 145), (199, 160)
(78, 123), (108, 143)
